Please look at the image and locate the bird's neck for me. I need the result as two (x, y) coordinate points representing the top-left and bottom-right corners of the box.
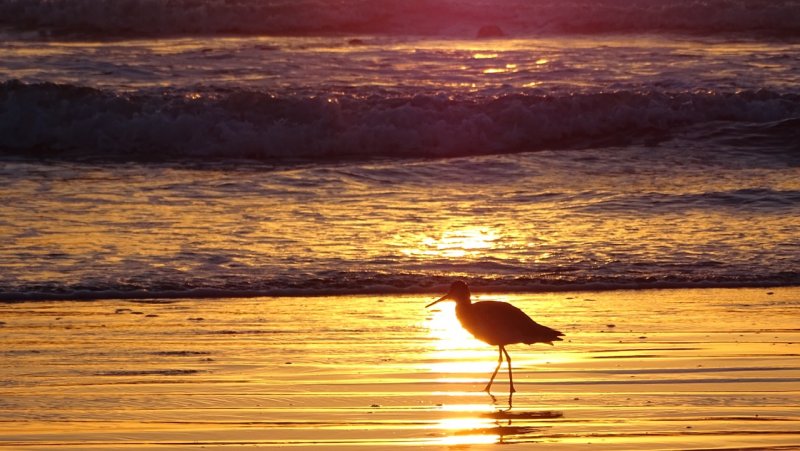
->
(454, 298), (472, 311)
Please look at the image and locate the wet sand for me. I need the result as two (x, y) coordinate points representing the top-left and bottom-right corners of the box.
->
(1, 288), (799, 450)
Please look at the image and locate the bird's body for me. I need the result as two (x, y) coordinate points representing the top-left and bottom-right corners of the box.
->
(427, 281), (563, 393)
(456, 300), (563, 346)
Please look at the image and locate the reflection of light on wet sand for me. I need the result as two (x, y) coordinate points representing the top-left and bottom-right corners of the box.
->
(433, 417), (499, 445)
(441, 403), (496, 412)
(2, 289), (799, 449)
(429, 405), (564, 446)
(439, 432), (498, 446)
(427, 302), (474, 344)
(425, 301), (496, 378)
(437, 417), (490, 430)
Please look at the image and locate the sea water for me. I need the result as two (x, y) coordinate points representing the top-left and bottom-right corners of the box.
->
(0, 0), (799, 300)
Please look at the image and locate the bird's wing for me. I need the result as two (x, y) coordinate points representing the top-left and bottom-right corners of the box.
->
(467, 301), (563, 345)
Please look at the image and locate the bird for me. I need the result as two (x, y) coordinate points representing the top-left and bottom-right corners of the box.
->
(426, 281), (563, 394)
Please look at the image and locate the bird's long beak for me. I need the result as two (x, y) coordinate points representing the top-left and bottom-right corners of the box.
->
(425, 292), (450, 308)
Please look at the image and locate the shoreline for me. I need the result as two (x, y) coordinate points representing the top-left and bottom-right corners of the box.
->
(2, 282), (799, 303)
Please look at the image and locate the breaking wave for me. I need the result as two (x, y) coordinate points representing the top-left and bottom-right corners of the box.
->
(2, 80), (799, 161)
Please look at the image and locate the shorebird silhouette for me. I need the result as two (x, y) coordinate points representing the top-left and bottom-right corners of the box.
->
(426, 281), (564, 393)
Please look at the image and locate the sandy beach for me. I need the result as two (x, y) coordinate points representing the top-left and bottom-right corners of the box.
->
(1, 287), (798, 450)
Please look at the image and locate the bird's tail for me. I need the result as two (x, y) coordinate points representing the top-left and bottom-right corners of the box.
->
(536, 326), (564, 346)
(545, 335), (563, 346)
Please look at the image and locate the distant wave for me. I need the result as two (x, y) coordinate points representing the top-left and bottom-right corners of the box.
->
(580, 189), (800, 213)
(1, 0), (799, 38)
(2, 80), (799, 161)
(2, 272), (798, 301)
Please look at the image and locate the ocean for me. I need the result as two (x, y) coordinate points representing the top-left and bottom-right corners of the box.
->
(1, 0), (799, 300)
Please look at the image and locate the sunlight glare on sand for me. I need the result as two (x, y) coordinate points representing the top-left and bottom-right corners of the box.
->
(436, 418), (499, 446)
(425, 301), (494, 376)
(427, 301), (475, 345)
(433, 410), (500, 446)
(0, 289), (798, 449)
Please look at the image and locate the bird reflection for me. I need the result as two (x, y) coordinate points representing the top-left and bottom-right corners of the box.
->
(488, 390), (514, 412)
(481, 407), (564, 444)
(442, 404), (563, 445)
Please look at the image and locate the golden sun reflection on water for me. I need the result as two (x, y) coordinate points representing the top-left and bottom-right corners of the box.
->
(401, 226), (502, 259)
(396, 223), (554, 266)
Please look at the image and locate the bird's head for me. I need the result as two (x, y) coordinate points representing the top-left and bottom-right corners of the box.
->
(426, 281), (471, 308)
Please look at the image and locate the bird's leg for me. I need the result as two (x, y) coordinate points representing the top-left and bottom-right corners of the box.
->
(502, 346), (516, 393)
(484, 346), (504, 393)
